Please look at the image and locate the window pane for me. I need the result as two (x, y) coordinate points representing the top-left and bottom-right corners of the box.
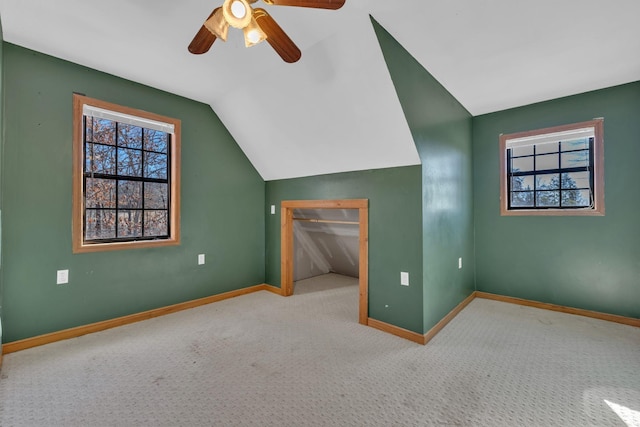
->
(144, 211), (168, 237)
(117, 124), (143, 149)
(536, 191), (560, 207)
(511, 146), (533, 157)
(562, 171), (590, 189)
(85, 117), (93, 143)
(85, 209), (116, 240)
(536, 173), (559, 190)
(144, 182), (168, 209)
(144, 129), (168, 153)
(86, 117), (116, 145)
(511, 156), (533, 172)
(562, 189), (591, 207)
(560, 150), (589, 169)
(536, 141), (559, 154)
(85, 143), (116, 174)
(117, 148), (143, 177)
(117, 210), (142, 238)
(144, 152), (168, 179)
(118, 180), (142, 209)
(536, 153), (559, 170)
(86, 178), (116, 208)
(510, 175), (534, 191)
(561, 137), (589, 152)
(511, 191), (534, 207)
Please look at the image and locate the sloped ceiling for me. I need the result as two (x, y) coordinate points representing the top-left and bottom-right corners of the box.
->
(1, 0), (639, 180)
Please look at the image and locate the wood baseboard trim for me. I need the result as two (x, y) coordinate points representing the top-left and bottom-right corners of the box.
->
(368, 292), (476, 345)
(367, 318), (426, 345)
(424, 292), (476, 345)
(263, 284), (284, 296)
(475, 291), (640, 328)
(5, 285), (635, 356)
(3, 283), (274, 355)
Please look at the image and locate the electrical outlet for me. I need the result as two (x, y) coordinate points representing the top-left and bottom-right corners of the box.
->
(458, 257), (463, 269)
(270, 205), (276, 215)
(198, 254), (205, 265)
(57, 269), (69, 285)
(400, 272), (409, 286)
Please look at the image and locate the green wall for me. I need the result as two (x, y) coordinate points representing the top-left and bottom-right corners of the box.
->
(265, 166), (424, 333)
(2, 43), (266, 342)
(473, 81), (640, 318)
(372, 19), (475, 332)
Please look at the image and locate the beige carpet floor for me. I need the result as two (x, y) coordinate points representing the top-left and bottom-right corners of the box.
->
(1, 273), (639, 426)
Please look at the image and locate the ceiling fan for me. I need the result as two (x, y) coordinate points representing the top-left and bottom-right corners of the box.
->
(188, 0), (345, 63)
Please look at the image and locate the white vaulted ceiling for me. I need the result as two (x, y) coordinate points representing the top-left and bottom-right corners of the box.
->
(1, 0), (639, 180)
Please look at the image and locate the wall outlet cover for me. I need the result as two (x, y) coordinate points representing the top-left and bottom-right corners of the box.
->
(400, 272), (409, 286)
(198, 254), (205, 265)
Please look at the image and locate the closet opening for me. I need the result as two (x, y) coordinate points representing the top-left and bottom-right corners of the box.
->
(281, 199), (369, 325)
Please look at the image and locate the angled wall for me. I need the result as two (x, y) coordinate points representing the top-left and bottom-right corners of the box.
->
(2, 44), (265, 342)
(372, 19), (475, 332)
(473, 81), (640, 318)
(265, 166), (424, 333)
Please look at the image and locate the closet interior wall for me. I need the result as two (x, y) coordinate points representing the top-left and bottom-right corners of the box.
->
(293, 208), (360, 282)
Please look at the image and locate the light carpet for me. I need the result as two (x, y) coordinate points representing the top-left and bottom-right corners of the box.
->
(1, 273), (639, 426)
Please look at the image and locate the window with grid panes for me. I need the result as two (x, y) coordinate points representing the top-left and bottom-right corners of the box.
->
(73, 95), (181, 252)
(499, 119), (604, 216)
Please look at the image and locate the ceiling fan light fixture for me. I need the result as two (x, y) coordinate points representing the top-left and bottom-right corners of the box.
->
(223, 0), (253, 29)
(231, 1), (246, 18)
(204, 8), (229, 41)
(244, 17), (267, 47)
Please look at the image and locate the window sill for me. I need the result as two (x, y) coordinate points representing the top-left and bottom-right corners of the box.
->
(72, 237), (180, 253)
(500, 206), (605, 216)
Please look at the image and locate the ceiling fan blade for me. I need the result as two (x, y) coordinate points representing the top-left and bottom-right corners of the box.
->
(188, 28), (217, 54)
(262, 0), (345, 9)
(254, 8), (302, 63)
(188, 8), (221, 54)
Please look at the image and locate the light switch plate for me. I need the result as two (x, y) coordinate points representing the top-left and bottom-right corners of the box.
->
(198, 254), (205, 265)
(400, 272), (409, 286)
(57, 269), (69, 285)
(458, 257), (463, 269)
(270, 205), (276, 215)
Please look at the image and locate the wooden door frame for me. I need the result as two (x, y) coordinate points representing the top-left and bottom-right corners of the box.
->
(281, 199), (369, 325)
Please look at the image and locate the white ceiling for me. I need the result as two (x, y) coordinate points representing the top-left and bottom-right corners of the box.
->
(1, 0), (639, 180)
